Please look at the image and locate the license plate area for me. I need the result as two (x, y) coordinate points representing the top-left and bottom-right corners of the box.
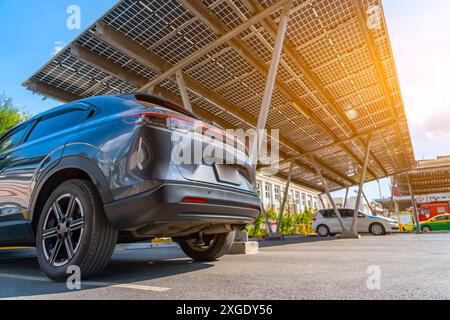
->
(214, 164), (241, 185)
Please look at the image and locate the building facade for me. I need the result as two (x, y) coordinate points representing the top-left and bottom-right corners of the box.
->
(255, 173), (328, 213)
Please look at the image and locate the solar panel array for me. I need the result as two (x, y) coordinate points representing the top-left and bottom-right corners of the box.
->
(396, 157), (450, 196)
(24, 0), (415, 192)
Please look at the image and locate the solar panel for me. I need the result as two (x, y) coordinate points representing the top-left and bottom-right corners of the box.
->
(23, 0), (415, 191)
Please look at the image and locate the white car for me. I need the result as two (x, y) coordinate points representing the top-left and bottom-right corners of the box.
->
(312, 208), (400, 237)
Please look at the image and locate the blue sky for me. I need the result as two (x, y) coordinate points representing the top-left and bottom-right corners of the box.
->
(0, 0), (116, 114)
(0, 1), (448, 200)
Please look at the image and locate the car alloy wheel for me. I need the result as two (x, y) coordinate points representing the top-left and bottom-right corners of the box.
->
(370, 223), (384, 236)
(422, 226), (431, 232)
(317, 225), (329, 237)
(41, 193), (85, 267)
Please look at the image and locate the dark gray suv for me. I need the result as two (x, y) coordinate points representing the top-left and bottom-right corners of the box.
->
(0, 94), (260, 280)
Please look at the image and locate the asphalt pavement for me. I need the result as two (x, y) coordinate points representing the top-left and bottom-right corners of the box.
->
(0, 233), (449, 300)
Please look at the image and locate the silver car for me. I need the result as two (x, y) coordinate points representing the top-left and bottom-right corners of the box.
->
(312, 208), (400, 237)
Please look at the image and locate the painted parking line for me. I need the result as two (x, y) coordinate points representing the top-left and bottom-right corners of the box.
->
(0, 272), (171, 292)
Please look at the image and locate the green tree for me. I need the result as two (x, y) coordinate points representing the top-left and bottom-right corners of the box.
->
(0, 96), (28, 135)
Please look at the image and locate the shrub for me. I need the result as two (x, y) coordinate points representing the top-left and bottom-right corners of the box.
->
(280, 214), (296, 235)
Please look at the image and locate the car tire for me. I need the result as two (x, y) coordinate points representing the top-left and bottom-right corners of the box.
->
(316, 225), (330, 237)
(36, 179), (118, 281)
(178, 231), (235, 262)
(421, 226), (432, 232)
(369, 223), (386, 236)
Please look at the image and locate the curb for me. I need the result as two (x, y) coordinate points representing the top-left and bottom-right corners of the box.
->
(116, 242), (179, 250)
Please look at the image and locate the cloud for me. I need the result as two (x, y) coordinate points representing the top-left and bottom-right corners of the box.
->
(52, 41), (65, 55)
(422, 108), (450, 139)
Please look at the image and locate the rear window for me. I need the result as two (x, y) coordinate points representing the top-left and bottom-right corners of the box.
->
(0, 123), (29, 152)
(26, 108), (86, 142)
(320, 210), (334, 218)
(320, 209), (358, 218)
(340, 209), (355, 218)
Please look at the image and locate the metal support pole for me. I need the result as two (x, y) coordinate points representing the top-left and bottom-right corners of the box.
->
(362, 190), (375, 215)
(260, 206), (272, 235)
(175, 70), (193, 112)
(351, 136), (372, 233)
(343, 187), (349, 207)
(311, 156), (347, 231)
(276, 162), (294, 234)
(407, 174), (421, 233)
(387, 176), (396, 218)
(254, 1), (293, 155)
(377, 179), (383, 201)
(319, 194), (326, 209)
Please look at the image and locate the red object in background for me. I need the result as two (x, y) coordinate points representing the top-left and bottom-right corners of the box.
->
(418, 202), (450, 221)
(393, 184), (401, 197)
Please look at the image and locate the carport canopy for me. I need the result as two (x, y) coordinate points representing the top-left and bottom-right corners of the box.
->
(396, 156), (450, 196)
(24, 0), (415, 194)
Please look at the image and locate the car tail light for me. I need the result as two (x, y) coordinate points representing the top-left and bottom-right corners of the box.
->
(121, 112), (195, 132)
(313, 217), (317, 222)
(248, 205), (260, 212)
(182, 197), (207, 204)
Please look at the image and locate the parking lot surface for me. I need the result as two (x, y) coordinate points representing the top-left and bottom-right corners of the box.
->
(0, 233), (449, 300)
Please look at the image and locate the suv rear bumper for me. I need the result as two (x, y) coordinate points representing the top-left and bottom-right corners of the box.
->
(103, 181), (261, 230)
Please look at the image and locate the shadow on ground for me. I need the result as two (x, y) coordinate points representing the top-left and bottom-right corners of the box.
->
(0, 246), (212, 299)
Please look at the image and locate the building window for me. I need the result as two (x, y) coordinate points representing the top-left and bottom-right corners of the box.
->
(255, 181), (261, 198)
(437, 206), (446, 214)
(307, 195), (313, 208)
(302, 193), (307, 209)
(274, 186), (281, 202)
(264, 183), (272, 206)
(295, 191), (301, 204)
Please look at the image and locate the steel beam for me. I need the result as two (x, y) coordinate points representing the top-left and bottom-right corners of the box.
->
(140, 0), (292, 92)
(70, 44), (147, 88)
(277, 161), (294, 234)
(406, 174), (421, 233)
(311, 156), (346, 231)
(180, 0), (382, 181)
(278, 122), (396, 164)
(255, 1), (292, 155)
(319, 194), (326, 209)
(351, 137), (372, 233)
(362, 190), (375, 215)
(175, 71), (193, 112)
(95, 22), (165, 73)
(387, 176), (396, 217)
(244, 0), (386, 179)
(27, 80), (80, 102)
(343, 187), (349, 208)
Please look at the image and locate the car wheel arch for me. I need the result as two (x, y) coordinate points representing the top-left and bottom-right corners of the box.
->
(29, 156), (113, 233)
